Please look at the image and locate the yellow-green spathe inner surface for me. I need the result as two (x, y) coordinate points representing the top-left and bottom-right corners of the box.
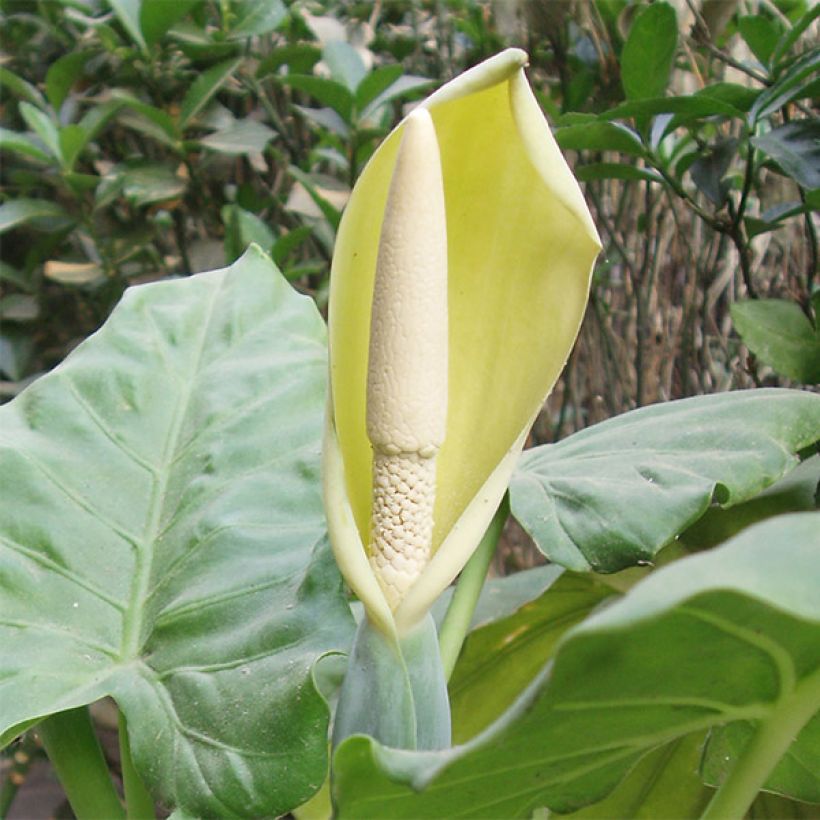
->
(328, 60), (600, 577)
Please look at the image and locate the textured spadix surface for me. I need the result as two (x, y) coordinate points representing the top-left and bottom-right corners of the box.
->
(366, 108), (448, 611)
(324, 49), (601, 635)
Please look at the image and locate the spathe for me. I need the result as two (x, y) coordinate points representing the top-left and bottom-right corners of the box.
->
(324, 48), (601, 638)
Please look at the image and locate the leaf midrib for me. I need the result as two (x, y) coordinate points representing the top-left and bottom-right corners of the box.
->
(119, 275), (224, 660)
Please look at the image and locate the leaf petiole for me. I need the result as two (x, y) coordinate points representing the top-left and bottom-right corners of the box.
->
(118, 711), (155, 820)
(438, 495), (509, 681)
(701, 665), (820, 820)
(37, 705), (125, 820)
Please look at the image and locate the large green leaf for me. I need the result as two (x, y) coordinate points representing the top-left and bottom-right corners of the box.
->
(544, 733), (712, 819)
(732, 299), (820, 383)
(333, 512), (820, 818)
(0, 246), (354, 817)
(683, 454), (820, 552)
(449, 572), (615, 743)
(508, 390), (820, 572)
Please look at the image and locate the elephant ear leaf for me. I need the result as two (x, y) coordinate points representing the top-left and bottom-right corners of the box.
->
(0, 246), (354, 818)
(333, 512), (820, 818)
(509, 390), (820, 572)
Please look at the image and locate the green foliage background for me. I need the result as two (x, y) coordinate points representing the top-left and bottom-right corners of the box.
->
(1, 0), (817, 413)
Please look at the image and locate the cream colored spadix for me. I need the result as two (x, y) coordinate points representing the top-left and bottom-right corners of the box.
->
(366, 109), (448, 610)
(324, 48), (602, 638)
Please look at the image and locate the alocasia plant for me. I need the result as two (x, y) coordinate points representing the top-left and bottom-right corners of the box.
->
(0, 49), (818, 820)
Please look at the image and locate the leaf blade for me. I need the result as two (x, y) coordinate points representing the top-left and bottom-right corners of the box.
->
(508, 390), (820, 572)
(0, 247), (354, 816)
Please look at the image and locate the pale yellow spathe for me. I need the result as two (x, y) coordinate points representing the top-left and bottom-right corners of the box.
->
(324, 48), (601, 636)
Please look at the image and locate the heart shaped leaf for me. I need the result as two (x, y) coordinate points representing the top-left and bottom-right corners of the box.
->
(333, 512), (820, 818)
(509, 390), (820, 572)
(0, 246), (354, 817)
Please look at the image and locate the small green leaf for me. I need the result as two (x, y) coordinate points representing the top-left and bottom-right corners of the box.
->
(576, 163), (662, 183)
(58, 124), (87, 171)
(0, 67), (46, 107)
(689, 138), (737, 206)
(555, 122), (646, 157)
(738, 15), (785, 67)
(620, 2), (678, 100)
(282, 75), (354, 122)
(752, 120), (820, 190)
(199, 118), (275, 155)
(694, 82), (759, 113)
(140, 0), (201, 47)
(0, 128), (51, 164)
(178, 57), (243, 129)
(731, 299), (820, 383)
(751, 50), (820, 122)
(18, 102), (61, 160)
(323, 40), (367, 93)
(770, 5), (820, 69)
(221, 204), (275, 262)
(0, 199), (73, 234)
(120, 163), (187, 206)
(0, 262), (33, 292)
(111, 90), (178, 141)
(107, 0), (147, 50)
(288, 166), (342, 231)
(745, 201), (807, 238)
(508, 390), (820, 572)
(0, 247), (354, 816)
(272, 225), (312, 268)
(295, 105), (350, 138)
(355, 65), (404, 111)
(0, 328), (34, 381)
(333, 513), (820, 817)
(229, 0), (287, 38)
(45, 51), (90, 111)
(360, 75), (434, 119)
(256, 44), (322, 78)
(604, 95), (743, 121)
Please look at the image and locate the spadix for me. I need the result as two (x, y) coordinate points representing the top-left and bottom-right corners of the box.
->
(366, 108), (448, 610)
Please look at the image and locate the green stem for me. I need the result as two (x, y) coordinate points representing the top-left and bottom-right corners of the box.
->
(118, 712), (155, 820)
(438, 495), (509, 681)
(37, 706), (125, 820)
(701, 666), (820, 820)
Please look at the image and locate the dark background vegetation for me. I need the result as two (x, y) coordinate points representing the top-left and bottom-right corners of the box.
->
(0, 0), (817, 812)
